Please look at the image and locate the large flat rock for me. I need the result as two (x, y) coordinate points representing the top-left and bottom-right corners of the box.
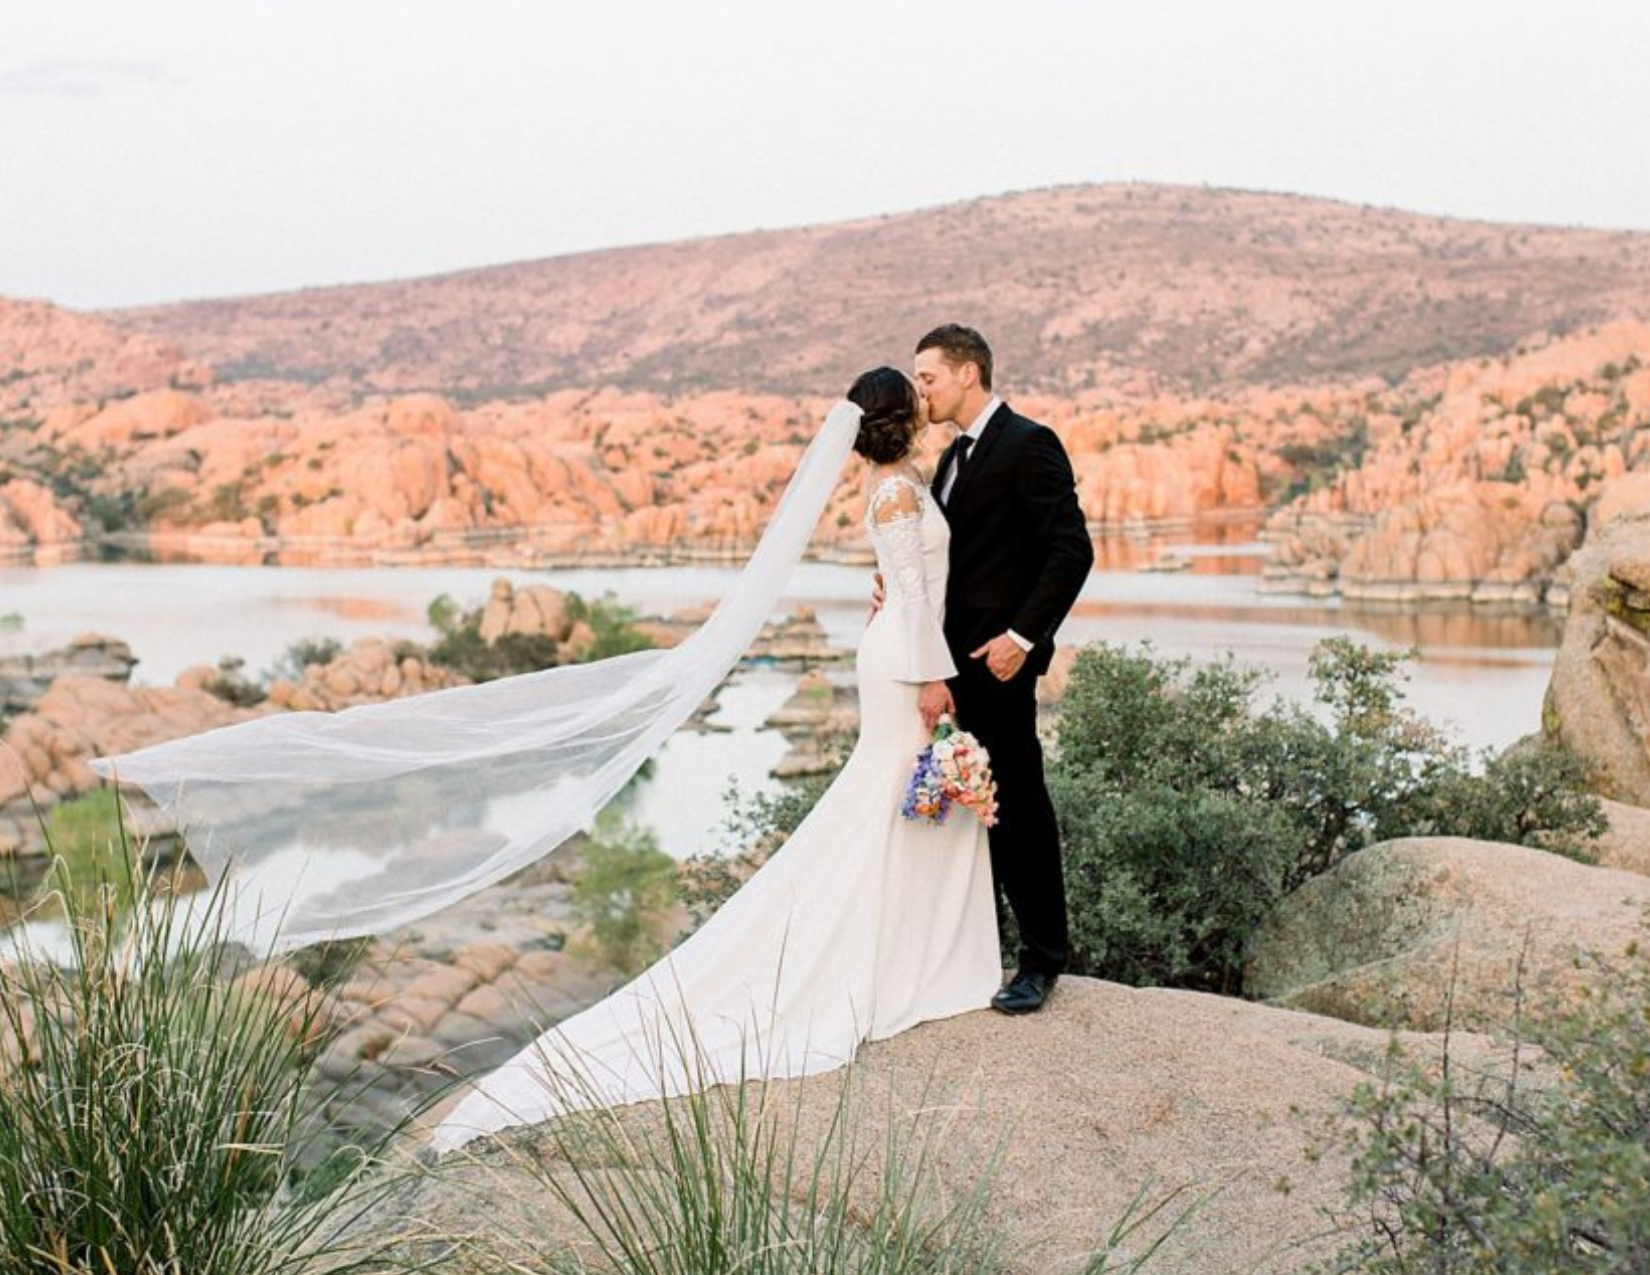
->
(1247, 837), (1650, 1031)
(378, 978), (1512, 1275)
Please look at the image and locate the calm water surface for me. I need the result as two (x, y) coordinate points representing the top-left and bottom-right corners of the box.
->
(0, 541), (1563, 857)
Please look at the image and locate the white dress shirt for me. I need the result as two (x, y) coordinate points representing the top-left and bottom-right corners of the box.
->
(938, 394), (1000, 506)
(939, 396), (1035, 655)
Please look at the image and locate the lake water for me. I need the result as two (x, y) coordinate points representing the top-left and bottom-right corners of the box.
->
(0, 539), (1563, 857)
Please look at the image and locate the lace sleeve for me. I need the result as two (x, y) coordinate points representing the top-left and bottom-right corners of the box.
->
(869, 478), (957, 683)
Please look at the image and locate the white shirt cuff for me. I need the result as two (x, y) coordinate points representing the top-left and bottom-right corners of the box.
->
(1006, 629), (1034, 653)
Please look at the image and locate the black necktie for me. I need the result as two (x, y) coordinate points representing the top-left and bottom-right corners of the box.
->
(954, 435), (974, 471)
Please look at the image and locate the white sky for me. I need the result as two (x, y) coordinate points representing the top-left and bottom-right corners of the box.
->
(3, 1), (1648, 310)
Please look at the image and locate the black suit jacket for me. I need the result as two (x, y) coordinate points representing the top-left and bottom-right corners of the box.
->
(931, 403), (1094, 678)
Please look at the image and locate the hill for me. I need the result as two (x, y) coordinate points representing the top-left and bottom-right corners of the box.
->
(106, 183), (1650, 400)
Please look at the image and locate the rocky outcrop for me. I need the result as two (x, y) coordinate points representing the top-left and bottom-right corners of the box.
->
(1544, 510), (1650, 805)
(0, 478), (81, 554)
(1593, 798), (1650, 876)
(263, 638), (467, 712)
(1264, 324), (1650, 601)
(0, 635), (136, 714)
(1246, 838), (1650, 1031)
(300, 852), (620, 1140)
(7, 319), (1639, 575)
(766, 670), (858, 778)
(476, 577), (575, 646)
(391, 975), (1516, 1274)
(0, 674), (263, 857)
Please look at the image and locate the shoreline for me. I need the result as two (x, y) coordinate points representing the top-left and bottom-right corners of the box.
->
(0, 509), (1275, 572)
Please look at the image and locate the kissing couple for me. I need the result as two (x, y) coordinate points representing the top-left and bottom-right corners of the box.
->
(97, 324), (1095, 1152)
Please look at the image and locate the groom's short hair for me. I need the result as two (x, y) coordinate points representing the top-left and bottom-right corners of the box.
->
(916, 324), (993, 391)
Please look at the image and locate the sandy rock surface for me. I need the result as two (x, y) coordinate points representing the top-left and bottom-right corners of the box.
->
(379, 977), (1514, 1275)
(1247, 837), (1650, 1031)
(1545, 510), (1650, 805)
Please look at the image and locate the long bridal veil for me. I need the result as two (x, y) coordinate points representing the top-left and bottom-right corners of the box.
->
(91, 401), (865, 954)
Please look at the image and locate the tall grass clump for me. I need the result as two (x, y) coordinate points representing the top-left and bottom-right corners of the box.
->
(467, 1021), (1009, 1275)
(0, 804), (421, 1274)
(454, 1008), (1198, 1275)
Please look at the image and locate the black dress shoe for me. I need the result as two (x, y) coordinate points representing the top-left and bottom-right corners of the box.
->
(990, 970), (1056, 1015)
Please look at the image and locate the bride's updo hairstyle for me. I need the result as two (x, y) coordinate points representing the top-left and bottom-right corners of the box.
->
(847, 366), (920, 465)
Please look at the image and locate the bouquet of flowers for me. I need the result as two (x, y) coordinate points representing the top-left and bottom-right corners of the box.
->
(901, 715), (999, 828)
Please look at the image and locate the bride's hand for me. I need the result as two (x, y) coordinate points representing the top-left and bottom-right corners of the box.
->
(919, 680), (954, 732)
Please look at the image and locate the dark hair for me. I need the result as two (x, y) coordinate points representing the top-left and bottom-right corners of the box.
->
(915, 324), (993, 391)
(847, 366), (920, 465)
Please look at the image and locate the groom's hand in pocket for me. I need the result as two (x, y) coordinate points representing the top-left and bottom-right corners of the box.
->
(971, 634), (1027, 682)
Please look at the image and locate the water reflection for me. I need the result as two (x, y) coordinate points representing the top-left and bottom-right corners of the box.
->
(1067, 598), (1564, 657)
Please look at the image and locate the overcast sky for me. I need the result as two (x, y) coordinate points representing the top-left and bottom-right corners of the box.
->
(4, 1), (1649, 310)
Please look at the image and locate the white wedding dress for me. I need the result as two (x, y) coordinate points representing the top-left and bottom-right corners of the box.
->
(432, 472), (1001, 1152)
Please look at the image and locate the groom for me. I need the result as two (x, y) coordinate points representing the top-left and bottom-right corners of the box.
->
(914, 325), (1094, 1014)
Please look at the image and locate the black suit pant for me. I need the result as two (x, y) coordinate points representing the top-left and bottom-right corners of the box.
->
(950, 657), (1069, 978)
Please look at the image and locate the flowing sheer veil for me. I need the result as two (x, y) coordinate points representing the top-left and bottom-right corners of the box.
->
(91, 401), (865, 953)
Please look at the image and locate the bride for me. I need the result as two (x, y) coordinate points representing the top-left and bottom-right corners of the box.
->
(433, 367), (999, 1150)
(91, 367), (1000, 1152)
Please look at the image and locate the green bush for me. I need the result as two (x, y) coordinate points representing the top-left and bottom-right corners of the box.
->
(80, 491), (137, 534)
(565, 590), (655, 661)
(0, 814), (411, 1275)
(1049, 639), (1604, 993)
(569, 812), (681, 977)
(678, 759), (844, 933)
(423, 588), (653, 682)
(264, 635), (345, 685)
(1324, 933), (1650, 1273)
(202, 654), (268, 707)
(1411, 737), (1608, 863)
(428, 622), (560, 682)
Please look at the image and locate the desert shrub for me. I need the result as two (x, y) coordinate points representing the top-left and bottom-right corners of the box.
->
(423, 588), (653, 682)
(0, 812), (411, 1275)
(569, 812), (681, 977)
(1050, 639), (1604, 993)
(1324, 934), (1650, 1273)
(80, 490), (137, 533)
(426, 591), (461, 633)
(428, 622), (559, 682)
(1409, 737), (1608, 863)
(202, 654), (268, 707)
(678, 754), (846, 933)
(264, 634), (344, 685)
(566, 590), (655, 661)
(1275, 417), (1371, 501)
(134, 485), (194, 524)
